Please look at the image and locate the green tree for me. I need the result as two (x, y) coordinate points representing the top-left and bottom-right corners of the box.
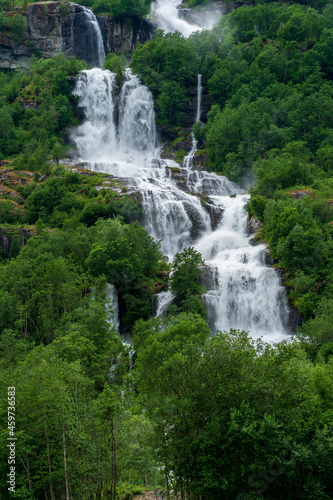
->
(0, 106), (16, 155)
(92, 0), (150, 17)
(169, 247), (204, 301)
(158, 81), (187, 126)
(86, 218), (164, 327)
(103, 52), (126, 85)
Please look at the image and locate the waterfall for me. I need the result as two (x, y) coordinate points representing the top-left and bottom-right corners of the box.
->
(118, 69), (156, 153)
(105, 283), (120, 331)
(151, 0), (202, 37)
(196, 196), (289, 342)
(73, 68), (155, 162)
(183, 74), (201, 170)
(72, 68), (290, 342)
(141, 185), (212, 257)
(151, 0), (222, 38)
(73, 69), (117, 160)
(80, 6), (105, 68)
(196, 73), (202, 124)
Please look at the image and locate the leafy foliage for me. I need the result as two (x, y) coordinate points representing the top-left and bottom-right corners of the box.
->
(134, 323), (333, 499)
(0, 55), (87, 163)
(169, 246), (204, 299)
(91, 0), (151, 17)
(1, 1), (333, 498)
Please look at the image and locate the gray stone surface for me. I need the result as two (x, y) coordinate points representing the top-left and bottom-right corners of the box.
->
(99, 15), (154, 55)
(0, 2), (154, 69)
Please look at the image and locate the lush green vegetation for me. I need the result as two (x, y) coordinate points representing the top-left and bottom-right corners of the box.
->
(88, 0), (151, 18)
(1, 0), (333, 498)
(0, 55), (87, 165)
(0, 0), (151, 20)
(0, 153), (169, 498)
(0, 10), (27, 37)
(135, 322), (333, 499)
(168, 246), (206, 317)
(0, 165), (168, 330)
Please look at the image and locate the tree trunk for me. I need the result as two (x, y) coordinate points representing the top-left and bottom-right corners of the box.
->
(44, 408), (56, 500)
(21, 456), (33, 492)
(110, 417), (117, 500)
(93, 422), (102, 499)
(166, 472), (170, 499)
(62, 403), (71, 500)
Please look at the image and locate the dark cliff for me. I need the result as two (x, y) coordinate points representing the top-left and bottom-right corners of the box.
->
(0, 1), (154, 69)
(98, 15), (154, 56)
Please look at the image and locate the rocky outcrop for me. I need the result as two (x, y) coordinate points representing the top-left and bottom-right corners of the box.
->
(287, 188), (312, 199)
(0, 227), (34, 255)
(199, 264), (218, 290)
(0, 2), (154, 69)
(193, 150), (208, 168)
(184, 84), (211, 126)
(247, 216), (262, 235)
(133, 492), (161, 500)
(287, 305), (302, 331)
(0, 28), (34, 69)
(98, 15), (154, 55)
(203, 196), (224, 229)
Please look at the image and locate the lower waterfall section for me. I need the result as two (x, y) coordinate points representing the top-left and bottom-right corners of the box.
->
(196, 196), (289, 342)
(72, 68), (290, 342)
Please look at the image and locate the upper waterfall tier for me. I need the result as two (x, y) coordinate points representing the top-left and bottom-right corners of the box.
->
(73, 68), (156, 161)
(151, 0), (223, 37)
(0, 3), (153, 70)
(151, 0), (202, 37)
(72, 68), (290, 343)
(80, 6), (105, 67)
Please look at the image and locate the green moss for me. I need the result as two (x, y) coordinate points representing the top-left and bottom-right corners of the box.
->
(175, 149), (186, 163)
(171, 135), (185, 148)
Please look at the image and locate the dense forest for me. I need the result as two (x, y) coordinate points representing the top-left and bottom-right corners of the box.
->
(1, 0), (333, 498)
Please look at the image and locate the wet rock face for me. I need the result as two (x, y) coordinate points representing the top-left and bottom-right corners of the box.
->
(247, 216), (262, 235)
(28, 2), (67, 57)
(0, 29), (34, 69)
(98, 15), (154, 55)
(0, 228), (34, 255)
(204, 197), (224, 230)
(182, 85), (211, 127)
(63, 4), (105, 67)
(199, 265), (218, 290)
(0, 2), (154, 69)
(288, 305), (302, 332)
(28, 2), (104, 65)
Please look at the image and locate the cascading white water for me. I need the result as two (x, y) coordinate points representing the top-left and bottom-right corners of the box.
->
(141, 182), (212, 257)
(81, 6), (105, 67)
(118, 69), (156, 153)
(105, 283), (120, 331)
(151, 0), (221, 37)
(196, 196), (289, 342)
(196, 73), (202, 124)
(184, 74), (201, 170)
(72, 68), (290, 342)
(73, 69), (117, 160)
(151, 0), (202, 37)
(73, 68), (155, 162)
